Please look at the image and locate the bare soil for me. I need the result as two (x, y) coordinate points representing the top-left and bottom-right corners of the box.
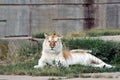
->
(0, 72), (120, 80)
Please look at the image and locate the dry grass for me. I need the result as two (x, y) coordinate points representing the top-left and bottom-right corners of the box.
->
(0, 36), (120, 78)
(66, 32), (86, 38)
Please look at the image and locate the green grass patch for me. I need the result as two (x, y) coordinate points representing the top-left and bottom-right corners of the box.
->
(18, 41), (42, 61)
(48, 78), (63, 80)
(32, 32), (45, 38)
(0, 38), (120, 77)
(86, 29), (120, 37)
(0, 61), (120, 77)
(32, 29), (120, 38)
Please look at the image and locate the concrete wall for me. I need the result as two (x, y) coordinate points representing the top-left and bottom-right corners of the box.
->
(96, 0), (120, 29)
(0, 0), (120, 37)
(0, 0), (85, 37)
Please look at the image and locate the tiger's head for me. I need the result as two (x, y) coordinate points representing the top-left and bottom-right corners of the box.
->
(42, 33), (63, 54)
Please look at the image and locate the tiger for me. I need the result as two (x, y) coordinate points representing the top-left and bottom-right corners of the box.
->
(34, 33), (114, 68)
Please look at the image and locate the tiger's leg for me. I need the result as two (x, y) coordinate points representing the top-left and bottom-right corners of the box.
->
(90, 62), (113, 68)
(89, 55), (113, 68)
(90, 63), (105, 68)
(34, 56), (46, 68)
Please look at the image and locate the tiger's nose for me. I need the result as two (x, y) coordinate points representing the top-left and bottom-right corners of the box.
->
(50, 42), (55, 49)
(51, 46), (54, 50)
(51, 46), (54, 48)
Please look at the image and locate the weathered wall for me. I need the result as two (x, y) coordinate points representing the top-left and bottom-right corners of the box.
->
(96, 0), (120, 29)
(0, 0), (85, 37)
(0, 1), (30, 37)
(31, 5), (84, 35)
(0, 0), (120, 37)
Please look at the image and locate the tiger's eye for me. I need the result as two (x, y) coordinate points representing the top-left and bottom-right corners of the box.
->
(48, 40), (50, 42)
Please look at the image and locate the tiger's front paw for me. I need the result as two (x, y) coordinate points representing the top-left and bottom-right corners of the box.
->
(34, 65), (44, 69)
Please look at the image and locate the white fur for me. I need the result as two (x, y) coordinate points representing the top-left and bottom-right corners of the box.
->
(66, 50), (113, 68)
(34, 35), (67, 68)
(34, 35), (114, 68)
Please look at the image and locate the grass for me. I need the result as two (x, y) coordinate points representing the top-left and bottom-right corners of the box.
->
(0, 38), (120, 78)
(48, 78), (64, 80)
(0, 60), (120, 77)
(32, 32), (45, 38)
(86, 29), (120, 37)
(66, 32), (86, 38)
(0, 40), (8, 60)
(91, 75), (113, 78)
(64, 29), (120, 38)
(32, 29), (120, 38)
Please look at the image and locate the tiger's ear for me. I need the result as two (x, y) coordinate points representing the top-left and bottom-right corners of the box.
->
(44, 33), (48, 38)
(57, 34), (63, 39)
(53, 32), (56, 35)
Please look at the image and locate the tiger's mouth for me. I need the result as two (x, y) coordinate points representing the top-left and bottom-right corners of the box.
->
(49, 49), (57, 54)
(49, 47), (55, 51)
(49, 45), (55, 50)
(50, 46), (55, 50)
(50, 47), (57, 51)
(51, 48), (54, 50)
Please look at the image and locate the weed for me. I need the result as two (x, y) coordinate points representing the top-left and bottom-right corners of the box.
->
(0, 61), (120, 77)
(0, 40), (8, 60)
(86, 29), (120, 37)
(0, 38), (120, 77)
(18, 41), (42, 62)
(66, 32), (86, 38)
(80, 74), (91, 78)
(48, 78), (63, 80)
(32, 32), (45, 38)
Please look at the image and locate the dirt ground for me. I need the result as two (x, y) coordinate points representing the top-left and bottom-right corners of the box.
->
(0, 72), (120, 80)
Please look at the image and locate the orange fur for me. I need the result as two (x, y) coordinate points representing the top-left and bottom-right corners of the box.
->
(49, 40), (56, 48)
(34, 34), (114, 68)
(91, 59), (99, 64)
(63, 51), (71, 60)
(49, 35), (57, 48)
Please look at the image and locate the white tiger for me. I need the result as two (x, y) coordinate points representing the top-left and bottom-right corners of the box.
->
(34, 33), (114, 68)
